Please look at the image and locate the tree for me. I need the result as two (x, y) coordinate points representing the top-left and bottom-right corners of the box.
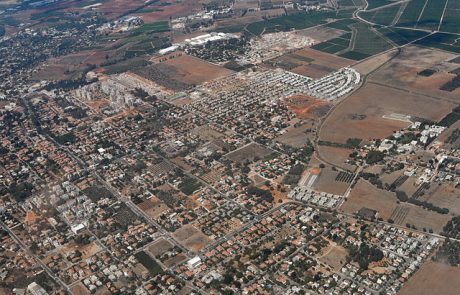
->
(365, 150), (385, 164)
(395, 190), (408, 202)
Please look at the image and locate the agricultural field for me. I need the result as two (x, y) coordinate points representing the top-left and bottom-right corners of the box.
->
(421, 183), (460, 215)
(130, 21), (170, 35)
(289, 47), (353, 78)
(438, 107), (460, 127)
(440, 0), (460, 34)
(325, 18), (359, 32)
(316, 21), (395, 61)
(377, 27), (429, 46)
(352, 48), (398, 75)
(416, 32), (460, 54)
(345, 22), (393, 58)
(365, 0), (393, 10)
(312, 166), (351, 195)
(368, 45), (460, 99)
(297, 25), (345, 42)
(133, 0), (204, 22)
(396, 0), (427, 27)
(438, 121), (460, 149)
(359, 2), (403, 26)
(396, 203), (450, 233)
(311, 33), (352, 54)
(416, 0), (447, 31)
(246, 10), (353, 36)
(361, 0), (457, 35)
(337, 0), (361, 8)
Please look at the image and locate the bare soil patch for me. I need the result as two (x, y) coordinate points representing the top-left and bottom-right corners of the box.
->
(138, 53), (233, 91)
(173, 224), (211, 252)
(340, 179), (397, 220)
(399, 261), (460, 295)
(319, 83), (454, 144)
(138, 196), (169, 219)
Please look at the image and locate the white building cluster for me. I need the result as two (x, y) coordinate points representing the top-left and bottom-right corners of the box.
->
(159, 32), (239, 55)
(288, 186), (344, 208)
(188, 69), (312, 120)
(304, 67), (361, 100)
(74, 78), (137, 108)
(238, 31), (317, 64)
(98, 16), (144, 33)
(73, 73), (169, 109)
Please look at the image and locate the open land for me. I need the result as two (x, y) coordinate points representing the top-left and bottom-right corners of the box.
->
(319, 83), (455, 144)
(399, 261), (460, 295)
(135, 53), (233, 91)
(173, 224), (211, 252)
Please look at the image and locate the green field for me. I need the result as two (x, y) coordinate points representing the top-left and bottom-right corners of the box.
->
(311, 33), (352, 54)
(415, 32), (460, 54)
(440, 0), (460, 34)
(130, 21), (170, 36)
(134, 251), (163, 276)
(246, 10), (353, 35)
(366, 0), (393, 10)
(338, 0), (358, 7)
(416, 0), (447, 31)
(314, 21), (396, 60)
(378, 27), (430, 46)
(339, 50), (371, 60)
(397, 0), (426, 27)
(349, 22), (393, 55)
(360, 3), (403, 26)
(325, 19), (359, 32)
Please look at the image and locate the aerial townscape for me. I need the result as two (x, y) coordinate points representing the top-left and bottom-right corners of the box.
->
(1, 0), (460, 295)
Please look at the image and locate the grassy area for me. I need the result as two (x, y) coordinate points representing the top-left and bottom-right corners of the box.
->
(396, 0), (426, 27)
(377, 27), (430, 46)
(138, 7), (163, 13)
(103, 58), (150, 75)
(179, 176), (202, 196)
(130, 21), (169, 36)
(246, 10), (352, 36)
(217, 24), (247, 34)
(134, 251), (163, 276)
(416, 0), (447, 31)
